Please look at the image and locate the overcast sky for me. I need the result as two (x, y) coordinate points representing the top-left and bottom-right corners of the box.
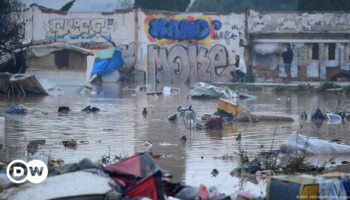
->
(22, 0), (134, 12)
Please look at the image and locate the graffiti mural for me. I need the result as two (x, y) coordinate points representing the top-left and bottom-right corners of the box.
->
(117, 42), (137, 70)
(144, 15), (222, 45)
(148, 44), (233, 88)
(46, 18), (118, 41)
(213, 25), (242, 45)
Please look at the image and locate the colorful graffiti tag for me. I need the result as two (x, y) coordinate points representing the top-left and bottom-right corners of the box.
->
(46, 18), (118, 41)
(148, 44), (234, 88)
(144, 15), (222, 45)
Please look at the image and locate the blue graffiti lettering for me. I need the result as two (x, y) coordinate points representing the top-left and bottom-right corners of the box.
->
(148, 18), (215, 41)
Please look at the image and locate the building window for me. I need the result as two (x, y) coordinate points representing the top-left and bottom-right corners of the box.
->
(312, 43), (319, 60)
(328, 43), (336, 60)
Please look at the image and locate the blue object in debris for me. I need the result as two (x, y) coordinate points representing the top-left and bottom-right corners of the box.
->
(91, 48), (124, 76)
(7, 105), (26, 114)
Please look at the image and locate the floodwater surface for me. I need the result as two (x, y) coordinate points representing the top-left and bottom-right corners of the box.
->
(0, 83), (350, 196)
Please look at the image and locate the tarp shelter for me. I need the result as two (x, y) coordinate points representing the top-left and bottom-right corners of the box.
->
(311, 108), (327, 121)
(104, 152), (165, 200)
(91, 48), (124, 77)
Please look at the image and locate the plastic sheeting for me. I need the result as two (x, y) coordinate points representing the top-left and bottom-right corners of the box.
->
(188, 82), (234, 99)
(316, 178), (347, 200)
(91, 48), (124, 76)
(0, 171), (118, 200)
(27, 42), (93, 58)
(283, 132), (350, 154)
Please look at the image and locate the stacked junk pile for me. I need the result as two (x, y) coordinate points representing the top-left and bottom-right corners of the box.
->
(0, 152), (239, 200)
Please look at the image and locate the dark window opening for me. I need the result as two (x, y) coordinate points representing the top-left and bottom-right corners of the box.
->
(311, 43), (319, 60)
(328, 43), (336, 60)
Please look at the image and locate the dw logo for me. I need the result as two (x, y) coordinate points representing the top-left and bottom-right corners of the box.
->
(6, 160), (48, 184)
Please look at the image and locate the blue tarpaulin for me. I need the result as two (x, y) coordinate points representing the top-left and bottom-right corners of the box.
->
(91, 48), (124, 76)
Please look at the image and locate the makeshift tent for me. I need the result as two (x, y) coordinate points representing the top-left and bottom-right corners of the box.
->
(104, 152), (165, 200)
(91, 48), (124, 77)
(311, 108), (326, 121)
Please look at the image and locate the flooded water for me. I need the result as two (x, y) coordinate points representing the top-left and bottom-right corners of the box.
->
(1, 83), (350, 196)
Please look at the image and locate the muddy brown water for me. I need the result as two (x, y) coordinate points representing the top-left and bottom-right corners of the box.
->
(0, 84), (349, 196)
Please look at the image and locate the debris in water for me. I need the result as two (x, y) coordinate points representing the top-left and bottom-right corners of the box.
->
(211, 169), (219, 177)
(58, 106), (70, 113)
(180, 135), (187, 143)
(62, 139), (77, 149)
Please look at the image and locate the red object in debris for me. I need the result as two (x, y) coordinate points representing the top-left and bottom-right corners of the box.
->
(205, 115), (223, 129)
(104, 152), (165, 200)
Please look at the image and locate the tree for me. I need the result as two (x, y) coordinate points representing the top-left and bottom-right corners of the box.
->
(135, 0), (190, 12)
(0, 0), (26, 73)
(60, 0), (76, 12)
(0, 0), (25, 52)
(297, 0), (350, 11)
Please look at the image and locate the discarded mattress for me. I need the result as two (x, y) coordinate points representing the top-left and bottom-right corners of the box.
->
(283, 132), (350, 154)
(0, 171), (119, 200)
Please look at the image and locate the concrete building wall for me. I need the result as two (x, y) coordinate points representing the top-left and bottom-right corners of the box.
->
(247, 10), (350, 81)
(23, 5), (350, 83)
(24, 5), (246, 87)
(138, 10), (245, 90)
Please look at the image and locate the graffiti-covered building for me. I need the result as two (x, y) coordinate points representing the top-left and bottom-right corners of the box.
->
(22, 4), (350, 86)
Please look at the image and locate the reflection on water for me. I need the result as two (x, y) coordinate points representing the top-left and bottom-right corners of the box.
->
(0, 84), (350, 196)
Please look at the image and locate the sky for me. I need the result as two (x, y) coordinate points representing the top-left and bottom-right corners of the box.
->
(22, 0), (134, 12)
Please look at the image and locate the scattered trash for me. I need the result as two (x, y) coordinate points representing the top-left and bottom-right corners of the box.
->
(146, 91), (162, 95)
(268, 173), (350, 200)
(6, 104), (28, 114)
(163, 86), (180, 96)
(167, 113), (178, 121)
(231, 159), (261, 175)
(180, 135), (187, 143)
(82, 105), (100, 113)
(62, 139), (77, 149)
(211, 169), (219, 177)
(204, 115), (223, 129)
(144, 140), (153, 149)
(236, 191), (256, 200)
(58, 106), (70, 113)
(48, 157), (65, 167)
(26, 139), (46, 155)
(282, 132), (350, 154)
(327, 113), (342, 124)
(149, 151), (162, 159)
